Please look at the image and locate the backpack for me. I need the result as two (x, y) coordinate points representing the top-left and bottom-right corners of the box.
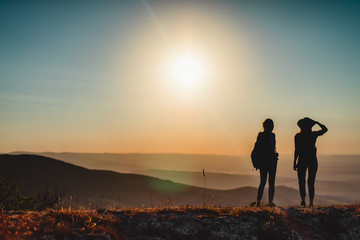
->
(251, 132), (278, 170)
(251, 141), (264, 170)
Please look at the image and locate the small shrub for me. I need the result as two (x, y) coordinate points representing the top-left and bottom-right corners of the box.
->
(0, 177), (37, 211)
(0, 177), (64, 211)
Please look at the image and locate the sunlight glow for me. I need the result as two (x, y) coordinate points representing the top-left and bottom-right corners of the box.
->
(171, 54), (204, 88)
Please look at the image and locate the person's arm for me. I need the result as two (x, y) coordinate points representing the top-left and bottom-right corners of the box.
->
(314, 121), (328, 136)
(293, 150), (299, 171)
(273, 133), (279, 157)
(293, 135), (299, 171)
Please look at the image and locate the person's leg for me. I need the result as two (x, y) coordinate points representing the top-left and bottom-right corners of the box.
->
(308, 159), (318, 207)
(297, 161), (307, 206)
(268, 165), (277, 205)
(257, 168), (268, 205)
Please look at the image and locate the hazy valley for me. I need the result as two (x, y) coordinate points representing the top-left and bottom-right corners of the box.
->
(1, 153), (358, 208)
(10, 152), (360, 201)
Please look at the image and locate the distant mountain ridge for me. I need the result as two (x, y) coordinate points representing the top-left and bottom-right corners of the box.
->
(134, 169), (360, 200)
(0, 154), (353, 208)
(10, 151), (360, 180)
(9, 151), (360, 200)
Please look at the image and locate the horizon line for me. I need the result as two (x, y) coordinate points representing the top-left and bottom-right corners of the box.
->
(5, 151), (360, 156)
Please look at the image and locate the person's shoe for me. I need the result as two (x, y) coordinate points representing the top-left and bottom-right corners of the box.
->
(256, 201), (261, 207)
(309, 203), (314, 208)
(300, 201), (306, 207)
(268, 202), (276, 207)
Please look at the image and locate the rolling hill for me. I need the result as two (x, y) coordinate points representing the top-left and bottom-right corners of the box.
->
(0, 154), (351, 208)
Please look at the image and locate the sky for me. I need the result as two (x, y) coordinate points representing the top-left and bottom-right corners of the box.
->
(1, 0), (359, 155)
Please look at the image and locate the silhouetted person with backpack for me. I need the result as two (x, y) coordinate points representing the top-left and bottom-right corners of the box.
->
(253, 119), (279, 207)
(293, 117), (327, 208)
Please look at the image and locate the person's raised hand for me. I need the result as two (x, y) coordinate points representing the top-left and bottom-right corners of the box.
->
(309, 118), (317, 125)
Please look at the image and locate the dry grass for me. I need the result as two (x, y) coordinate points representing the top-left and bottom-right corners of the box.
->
(0, 204), (359, 239)
(0, 209), (120, 239)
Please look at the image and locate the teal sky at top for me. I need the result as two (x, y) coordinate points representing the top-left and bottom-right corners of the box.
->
(0, 0), (359, 154)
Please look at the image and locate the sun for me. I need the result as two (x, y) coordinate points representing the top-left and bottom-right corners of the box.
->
(170, 53), (204, 88)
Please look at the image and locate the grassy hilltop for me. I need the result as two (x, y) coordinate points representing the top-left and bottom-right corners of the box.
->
(1, 205), (360, 240)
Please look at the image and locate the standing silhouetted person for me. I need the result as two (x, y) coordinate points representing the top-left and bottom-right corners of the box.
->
(255, 119), (279, 207)
(293, 117), (327, 207)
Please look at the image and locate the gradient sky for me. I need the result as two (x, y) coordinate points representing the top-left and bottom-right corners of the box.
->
(1, 0), (359, 155)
